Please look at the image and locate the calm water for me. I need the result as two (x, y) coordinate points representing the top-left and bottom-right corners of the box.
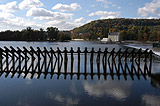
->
(0, 41), (160, 106)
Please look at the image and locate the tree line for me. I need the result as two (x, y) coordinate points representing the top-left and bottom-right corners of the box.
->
(0, 27), (71, 41)
(71, 18), (160, 42)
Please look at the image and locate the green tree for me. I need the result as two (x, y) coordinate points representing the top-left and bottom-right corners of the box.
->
(157, 32), (160, 42)
(59, 33), (71, 41)
(46, 27), (59, 40)
(26, 27), (33, 41)
(143, 33), (148, 41)
(120, 30), (127, 40)
(39, 28), (45, 40)
(137, 31), (143, 41)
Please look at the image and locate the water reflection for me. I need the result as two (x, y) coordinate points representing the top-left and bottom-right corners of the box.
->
(142, 94), (160, 106)
(17, 101), (31, 106)
(46, 92), (79, 106)
(70, 82), (79, 95)
(83, 80), (131, 101)
(151, 73), (160, 90)
(0, 46), (152, 80)
(0, 41), (159, 106)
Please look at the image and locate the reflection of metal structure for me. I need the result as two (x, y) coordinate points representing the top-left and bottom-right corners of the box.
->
(0, 46), (153, 79)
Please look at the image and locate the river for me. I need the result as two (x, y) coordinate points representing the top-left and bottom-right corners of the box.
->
(0, 41), (160, 106)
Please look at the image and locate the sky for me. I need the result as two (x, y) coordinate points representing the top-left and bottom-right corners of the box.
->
(0, 0), (160, 31)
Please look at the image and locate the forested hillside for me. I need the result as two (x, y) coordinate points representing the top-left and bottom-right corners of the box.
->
(71, 18), (160, 41)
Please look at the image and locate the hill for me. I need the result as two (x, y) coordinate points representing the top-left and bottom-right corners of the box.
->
(71, 18), (160, 41)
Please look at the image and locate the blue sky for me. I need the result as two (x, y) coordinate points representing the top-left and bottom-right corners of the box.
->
(0, 0), (159, 31)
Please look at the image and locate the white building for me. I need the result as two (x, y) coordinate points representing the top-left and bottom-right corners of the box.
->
(101, 38), (111, 43)
(108, 32), (120, 42)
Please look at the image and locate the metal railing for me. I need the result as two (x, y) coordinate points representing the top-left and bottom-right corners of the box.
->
(0, 46), (153, 79)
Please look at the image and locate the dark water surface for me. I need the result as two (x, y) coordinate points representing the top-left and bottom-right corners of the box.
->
(0, 41), (160, 106)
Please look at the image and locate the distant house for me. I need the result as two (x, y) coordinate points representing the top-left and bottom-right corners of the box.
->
(101, 38), (111, 43)
(108, 32), (120, 42)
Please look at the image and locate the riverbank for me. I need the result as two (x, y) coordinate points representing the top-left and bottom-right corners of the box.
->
(121, 40), (156, 44)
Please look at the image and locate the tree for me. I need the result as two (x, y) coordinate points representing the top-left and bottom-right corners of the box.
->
(157, 32), (160, 42)
(46, 27), (59, 40)
(39, 28), (45, 40)
(120, 30), (127, 40)
(26, 26), (33, 41)
(13, 30), (21, 40)
(144, 26), (150, 34)
(143, 33), (148, 41)
(59, 33), (71, 41)
(137, 31), (143, 41)
(149, 31), (157, 41)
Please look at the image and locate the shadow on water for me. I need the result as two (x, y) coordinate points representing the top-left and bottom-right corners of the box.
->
(0, 46), (154, 80)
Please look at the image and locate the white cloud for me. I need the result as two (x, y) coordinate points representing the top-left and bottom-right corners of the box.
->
(19, 0), (43, 10)
(27, 7), (73, 21)
(47, 20), (64, 26)
(46, 92), (79, 106)
(46, 19), (84, 30)
(26, 7), (53, 17)
(52, 3), (81, 11)
(10, 17), (41, 28)
(137, 0), (160, 17)
(96, 0), (112, 8)
(74, 17), (85, 23)
(117, 6), (121, 9)
(0, 0), (121, 31)
(142, 94), (160, 106)
(86, 10), (91, 13)
(0, 1), (19, 12)
(96, 0), (105, 1)
(83, 80), (131, 101)
(100, 16), (116, 19)
(70, 82), (79, 95)
(0, 12), (42, 31)
(26, 7), (85, 30)
(86, 20), (94, 23)
(89, 11), (121, 19)
(147, 17), (159, 19)
(90, 4), (96, 8)
(0, 12), (14, 19)
(96, 0), (121, 9)
(17, 101), (31, 106)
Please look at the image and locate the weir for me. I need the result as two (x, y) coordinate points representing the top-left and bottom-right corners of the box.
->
(0, 46), (153, 79)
